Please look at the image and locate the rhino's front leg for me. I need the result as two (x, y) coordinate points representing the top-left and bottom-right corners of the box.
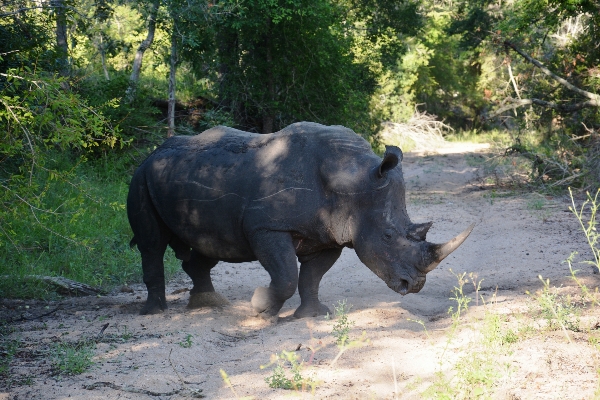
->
(249, 231), (299, 320)
(294, 248), (342, 318)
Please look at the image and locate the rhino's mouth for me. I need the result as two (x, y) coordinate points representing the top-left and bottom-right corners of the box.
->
(389, 279), (410, 296)
(388, 276), (426, 295)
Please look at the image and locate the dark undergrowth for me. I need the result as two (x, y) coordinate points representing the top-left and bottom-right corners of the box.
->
(0, 148), (181, 300)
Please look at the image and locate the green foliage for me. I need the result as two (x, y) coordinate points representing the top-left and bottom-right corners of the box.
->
(179, 334), (193, 348)
(532, 276), (580, 340)
(0, 1), (57, 74)
(1, 70), (125, 155)
(74, 72), (160, 139)
(0, 150), (181, 299)
(569, 188), (600, 271)
(420, 272), (517, 399)
(263, 350), (317, 391)
(215, 0), (377, 133)
(330, 299), (354, 346)
(0, 68), (141, 298)
(51, 339), (95, 375)
(0, 337), (19, 377)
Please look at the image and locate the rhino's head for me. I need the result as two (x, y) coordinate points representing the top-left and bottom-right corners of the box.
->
(328, 144), (473, 295)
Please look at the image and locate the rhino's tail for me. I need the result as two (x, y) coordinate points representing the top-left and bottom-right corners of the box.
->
(129, 236), (137, 249)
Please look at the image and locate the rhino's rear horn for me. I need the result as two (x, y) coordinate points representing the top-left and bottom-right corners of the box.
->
(408, 221), (433, 241)
(421, 223), (475, 272)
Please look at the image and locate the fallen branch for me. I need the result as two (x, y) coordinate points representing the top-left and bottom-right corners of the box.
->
(489, 98), (600, 118)
(84, 382), (182, 397)
(5, 306), (60, 324)
(490, 41), (600, 118)
(378, 109), (452, 151)
(504, 41), (600, 104)
(1, 275), (103, 296)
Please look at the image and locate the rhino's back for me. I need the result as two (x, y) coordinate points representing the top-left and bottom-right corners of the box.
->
(132, 122), (373, 258)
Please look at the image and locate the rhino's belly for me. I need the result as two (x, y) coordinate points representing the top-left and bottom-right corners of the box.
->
(151, 187), (252, 260)
(188, 234), (256, 261)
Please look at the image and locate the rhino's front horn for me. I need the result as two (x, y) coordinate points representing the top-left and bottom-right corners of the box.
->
(421, 223), (475, 273)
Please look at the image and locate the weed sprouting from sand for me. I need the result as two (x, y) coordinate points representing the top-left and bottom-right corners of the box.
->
(329, 299), (369, 366)
(532, 276), (580, 341)
(179, 334), (193, 348)
(408, 318), (430, 340)
(51, 339), (95, 375)
(569, 188), (600, 272)
(262, 350), (318, 392)
(0, 337), (19, 377)
(419, 271), (518, 399)
(330, 299), (354, 346)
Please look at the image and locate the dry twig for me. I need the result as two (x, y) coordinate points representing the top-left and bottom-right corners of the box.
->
(378, 110), (452, 151)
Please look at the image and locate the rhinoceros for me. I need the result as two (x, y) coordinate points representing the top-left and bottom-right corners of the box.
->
(127, 122), (473, 318)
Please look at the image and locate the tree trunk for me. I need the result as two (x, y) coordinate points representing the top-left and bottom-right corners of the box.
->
(100, 35), (109, 80)
(52, 0), (69, 77)
(125, 0), (159, 103)
(217, 28), (237, 111)
(167, 28), (177, 138)
(262, 26), (275, 134)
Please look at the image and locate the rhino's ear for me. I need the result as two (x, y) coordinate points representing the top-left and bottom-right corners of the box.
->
(375, 145), (403, 178)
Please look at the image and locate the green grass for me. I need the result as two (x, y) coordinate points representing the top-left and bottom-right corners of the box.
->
(0, 337), (19, 377)
(51, 339), (96, 375)
(0, 150), (181, 299)
(446, 128), (514, 147)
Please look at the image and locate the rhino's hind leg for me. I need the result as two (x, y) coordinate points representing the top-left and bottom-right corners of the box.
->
(182, 251), (230, 309)
(140, 250), (169, 315)
(294, 248), (342, 319)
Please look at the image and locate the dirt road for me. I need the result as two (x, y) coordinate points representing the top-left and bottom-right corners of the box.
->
(2, 142), (597, 399)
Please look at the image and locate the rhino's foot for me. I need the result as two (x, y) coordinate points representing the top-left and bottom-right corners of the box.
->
(251, 287), (284, 319)
(140, 293), (168, 315)
(187, 292), (230, 309)
(293, 302), (331, 319)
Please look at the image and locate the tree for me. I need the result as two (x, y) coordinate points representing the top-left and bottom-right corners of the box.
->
(51, 0), (70, 76)
(125, 0), (160, 103)
(214, 0), (374, 133)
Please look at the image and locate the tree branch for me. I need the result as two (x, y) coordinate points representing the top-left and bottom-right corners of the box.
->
(489, 97), (600, 118)
(504, 40), (600, 105)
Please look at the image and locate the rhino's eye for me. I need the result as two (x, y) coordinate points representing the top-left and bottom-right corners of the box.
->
(383, 231), (393, 241)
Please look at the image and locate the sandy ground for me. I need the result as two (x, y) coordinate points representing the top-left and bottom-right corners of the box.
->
(2, 142), (599, 399)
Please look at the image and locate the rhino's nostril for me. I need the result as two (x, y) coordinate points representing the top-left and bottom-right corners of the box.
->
(392, 279), (409, 295)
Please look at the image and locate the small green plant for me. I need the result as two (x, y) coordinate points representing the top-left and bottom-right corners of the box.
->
(569, 188), (600, 272)
(533, 275), (580, 341)
(262, 350), (317, 392)
(566, 253), (600, 307)
(51, 339), (95, 375)
(179, 334), (193, 348)
(527, 197), (545, 210)
(408, 318), (430, 340)
(0, 338), (19, 377)
(448, 270), (472, 322)
(119, 325), (133, 341)
(330, 299), (354, 346)
(420, 271), (518, 399)
(502, 328), (519, 345)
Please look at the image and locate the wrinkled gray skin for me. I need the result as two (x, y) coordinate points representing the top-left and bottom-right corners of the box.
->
(127, 122), (474, 319)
